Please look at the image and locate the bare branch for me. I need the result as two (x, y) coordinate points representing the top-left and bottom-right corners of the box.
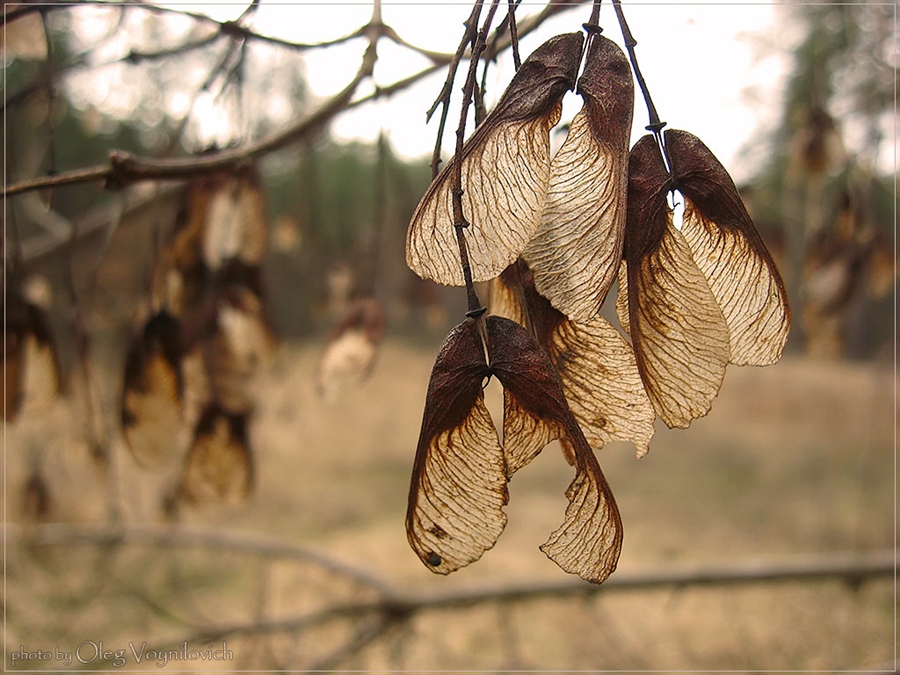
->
(4, 523), (394, 596)
(121, 31), (220, 66)
(4, 0), (587, 202)
(16, 525), (883, 648)
(7, 522), (892, 667)
(3, 45), (376, 199)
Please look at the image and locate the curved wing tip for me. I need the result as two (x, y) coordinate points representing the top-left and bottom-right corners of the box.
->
(539, 543), (620, 585)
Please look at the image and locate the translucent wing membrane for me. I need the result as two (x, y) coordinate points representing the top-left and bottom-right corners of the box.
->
(406, 319), (508, 574)
(121, 311), (184, 467)
(538, 437), (622, 584)
(623, 131), (790, 428)
(488, 316), (622, 584)
(492, 261), (655, 458)
(524, 35), (633, 322)
(407, 314), (623, 584)
(406, 32), (583, 286)
(548, 319), (655, 459)
(628, 217), (730, 427)
(680, 202), (790, 365)
(665, 130), (791, 365)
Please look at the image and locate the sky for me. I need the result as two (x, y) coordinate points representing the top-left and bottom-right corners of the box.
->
(63, 1), (793, 184)
(249, 1), (788, 182)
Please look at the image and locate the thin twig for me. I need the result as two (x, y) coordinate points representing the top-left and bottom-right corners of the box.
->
(508, 0), (521, 70)
(379, 23), (458, 65)
(451, 0), (500, 316)
(122, 31), (221, 66)
(39, 9), (58, 199)
(612, 0), (662, 130)
(36, 542), (886, 652)
(611, 0), (672, 173)
(3, 523), (395, 596)
(427, 2), (483, 179)
(3, 43), (377, 199)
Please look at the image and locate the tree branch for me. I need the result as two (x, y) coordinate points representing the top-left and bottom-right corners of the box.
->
(3, 523), (394, 596)
(3, 44), (375, 199)
(3, 0), (587, 201)
(8, 522), (892, 670)
(10, 523), (892, 634)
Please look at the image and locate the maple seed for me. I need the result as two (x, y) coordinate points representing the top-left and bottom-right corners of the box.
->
(4, 287), (65, 422)
(179, 404), (254, 505)
(620, 129), (791, 429)
(406, 315), (622, 584)
(523, 34), (634, 322)
(491, 259), (655, 459)
(121, 310), (184, 468)
(406, 32), (584, 286)
(316, 298), (385, 402)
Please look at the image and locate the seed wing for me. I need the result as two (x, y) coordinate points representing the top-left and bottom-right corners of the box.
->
(121, 312), (183, 468)
(538, 435), (622, 585)
(548, 317), (656, 458)
(487, 316), (622, 584)
(179, 405), (254, 504)
(406, 319), (508, 574)
(665, 130), (791, 366)
(624, 135), (730, 428)
(406, 33), (583, 286)
(628, 219), (730, 428)
(524, 35), (633, 321)
(492, 261), (655, 458)
(680, 201), (790, 365)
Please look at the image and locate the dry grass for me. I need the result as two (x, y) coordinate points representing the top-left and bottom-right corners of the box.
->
(4, 335), (896, 671)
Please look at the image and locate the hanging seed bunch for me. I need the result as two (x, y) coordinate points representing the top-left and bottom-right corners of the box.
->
(404, 1), (790, 585)
(120, 165), (275, 507)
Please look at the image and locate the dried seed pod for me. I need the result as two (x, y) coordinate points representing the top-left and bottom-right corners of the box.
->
(179, 404), (253, 504)
(406, 32), (584, 286)
(406, 318), (506, 574)
(4, 292), (63, 422)
(202, 168), (269, 270)
(621, 130), (791, 428)
(492, 260), (655, 458)
(316, 298), (385, 402)
(665, 130), (791, 366)
(203, 284), (273, 415)
(166, 167), (268, 316)
(406, 313), (622, 584)
(524, 35), (634, 322)
(121, 311), (184, 467)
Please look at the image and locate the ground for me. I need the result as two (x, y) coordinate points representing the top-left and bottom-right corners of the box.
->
(4, 336), (896, 671)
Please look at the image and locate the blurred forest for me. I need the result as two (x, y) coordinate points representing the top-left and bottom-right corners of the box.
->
(746, 3), (895, 360)
(3, 1), (896, 672)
